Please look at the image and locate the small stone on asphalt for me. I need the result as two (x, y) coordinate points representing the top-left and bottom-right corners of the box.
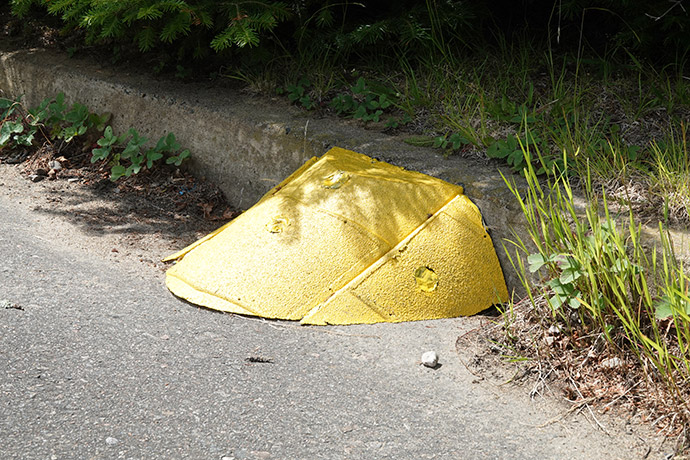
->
(421, 351), (439, 368)
(105, 436), (119, 446)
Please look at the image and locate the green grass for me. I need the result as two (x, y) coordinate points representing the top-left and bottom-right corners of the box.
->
(249, 38), (687, 212)
(253, 36), (687, 218)
(502, 150), (690, 432)
(650, 124), (690, 224)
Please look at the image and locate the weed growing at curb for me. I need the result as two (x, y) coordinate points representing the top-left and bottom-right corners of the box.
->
(501, 150), (690, 439)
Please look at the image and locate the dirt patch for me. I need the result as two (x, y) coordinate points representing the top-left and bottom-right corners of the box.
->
(455, 300), (690, 456)
(0, 137), (237, 272)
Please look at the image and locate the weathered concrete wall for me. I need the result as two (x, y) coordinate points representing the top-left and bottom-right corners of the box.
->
(0, 44), (539, 293)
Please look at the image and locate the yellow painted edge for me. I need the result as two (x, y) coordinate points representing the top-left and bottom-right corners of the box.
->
(302, 291), (392, 326)
(165, 272), (260, 316)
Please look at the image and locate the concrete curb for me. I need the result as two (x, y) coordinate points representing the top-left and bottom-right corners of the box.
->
(0, 44), (535, 293)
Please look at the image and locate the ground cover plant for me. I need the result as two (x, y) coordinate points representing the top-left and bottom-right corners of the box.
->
(4, 0), (690, 449)
(0, 92), (191, 180)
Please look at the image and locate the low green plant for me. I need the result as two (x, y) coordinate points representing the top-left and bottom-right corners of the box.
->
(28, 93), (68, 132)
(433, 132), (471, 154)
(330, 77), (396, 123)
(504, 150), (690, 418)
(0, 117), (32, 147)
(0, 93), (111, 152)
(278, 77), (315, 110)
(91, 127), (191, 181)
(488, 97), (537, 124)
(59, 101), (109, 142)
(384, 113), (412, 129)
(0, 97), (34, 148)
(486, 127), (559, 175)
(486, 135), (530, 171)
(0, 92), (190, 181)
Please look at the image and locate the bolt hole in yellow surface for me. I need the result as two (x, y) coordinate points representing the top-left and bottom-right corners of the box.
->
(164, 147), (508, 325)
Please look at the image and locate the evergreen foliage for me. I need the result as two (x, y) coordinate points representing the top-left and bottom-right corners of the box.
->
(9, 1), (484, 62)
(9, 1), (690, 66)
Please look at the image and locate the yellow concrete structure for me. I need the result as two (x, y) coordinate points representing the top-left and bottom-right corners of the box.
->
(164, 147), (508, 325)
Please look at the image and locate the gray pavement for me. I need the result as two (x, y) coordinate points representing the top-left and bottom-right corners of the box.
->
(0, 172), (656, 459)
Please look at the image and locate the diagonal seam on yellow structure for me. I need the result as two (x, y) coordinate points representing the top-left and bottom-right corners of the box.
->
(301, 193), (459, 322)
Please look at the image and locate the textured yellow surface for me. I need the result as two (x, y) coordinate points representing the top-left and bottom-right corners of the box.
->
(165, 147), (509, 324)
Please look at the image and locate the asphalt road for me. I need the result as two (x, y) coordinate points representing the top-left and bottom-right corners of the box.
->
(0, 168), (656, 459)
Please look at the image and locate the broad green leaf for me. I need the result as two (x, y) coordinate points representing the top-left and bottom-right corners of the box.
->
(91, 147), (111, 162)
(16, 132), (34, 146)
(548, 293), (564, 310)
(560, 267), (583, 284)
(507, 149), (524, 166)
(548, 278), (576, 297)
(655, 297), (674, 319)
(655, 294), (690, 319)
(487, 141), (509, 159)
(352, 77), (366, 94)
(0, 98), (14, 109)
(102, 125), (115, 141)
(0, 121), (24, 145)
(353, 105), (367, 120)
(527, 253), (548, 273)
(121, 142), (140, 160)
(146, 149), (163, 168)
(126, 164), (142, 176)
(110, 165), (126, 181)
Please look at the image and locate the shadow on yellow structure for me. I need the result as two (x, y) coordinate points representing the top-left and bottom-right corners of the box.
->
(164, 147), (509, 325)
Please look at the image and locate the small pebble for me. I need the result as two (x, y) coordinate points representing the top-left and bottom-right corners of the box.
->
(105, 437), (119, 446)
(601, 357), (624, 369)
(29, 174), (44, 182)
(547, 324), (561, 335)
(421, 351), (439, 368)
(48, 160), (63, 171)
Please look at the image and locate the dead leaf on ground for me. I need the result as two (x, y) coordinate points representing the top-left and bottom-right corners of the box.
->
(199, 202), (213, 219)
